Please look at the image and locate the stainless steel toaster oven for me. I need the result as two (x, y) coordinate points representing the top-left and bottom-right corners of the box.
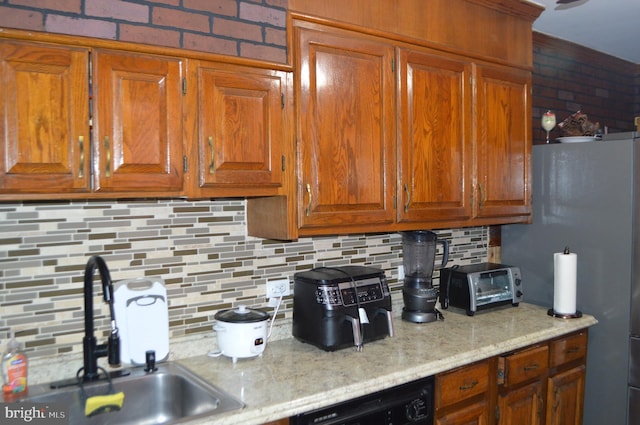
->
(439, 263), (523, 316)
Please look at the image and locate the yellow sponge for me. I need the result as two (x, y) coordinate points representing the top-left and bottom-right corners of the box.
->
(84, 391), (125, 417)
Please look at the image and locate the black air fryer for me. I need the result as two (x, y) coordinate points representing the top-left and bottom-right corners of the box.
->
(292, 266), (393, 351)
(401, 231), (449, 323)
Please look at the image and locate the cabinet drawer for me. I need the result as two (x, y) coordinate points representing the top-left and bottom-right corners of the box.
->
(436, 360), (489, 409)
(549, 331), (588, 368)
(499, 345), (548, 387)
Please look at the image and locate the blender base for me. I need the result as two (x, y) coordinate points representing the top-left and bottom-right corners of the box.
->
(402, 308), (441, 323)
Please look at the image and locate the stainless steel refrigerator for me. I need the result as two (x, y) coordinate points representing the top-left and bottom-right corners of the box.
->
(502, 132), (640, 425)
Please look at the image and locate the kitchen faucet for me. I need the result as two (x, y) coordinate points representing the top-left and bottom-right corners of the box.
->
(82, 255), (121, 381)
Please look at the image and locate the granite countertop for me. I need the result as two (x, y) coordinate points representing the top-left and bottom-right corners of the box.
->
(175, 303), (597, 425)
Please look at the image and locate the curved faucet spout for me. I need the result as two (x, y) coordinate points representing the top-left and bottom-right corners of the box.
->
(82, 255), (121, 381)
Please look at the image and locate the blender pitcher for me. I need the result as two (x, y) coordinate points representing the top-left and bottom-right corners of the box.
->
(401, 230), (449, 323)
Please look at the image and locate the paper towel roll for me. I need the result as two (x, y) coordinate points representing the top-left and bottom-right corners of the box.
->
(553, 251), (577, 314)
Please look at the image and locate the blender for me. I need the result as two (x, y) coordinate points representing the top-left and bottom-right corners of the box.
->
(401, 230), (450, 323)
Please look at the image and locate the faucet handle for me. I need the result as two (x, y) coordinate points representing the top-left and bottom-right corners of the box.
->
(144, 350), (158, 372)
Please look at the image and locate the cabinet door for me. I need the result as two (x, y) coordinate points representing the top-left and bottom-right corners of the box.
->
(546, 365), (585, 425)
(193, 62), (285, 195)
(436, 360), (490, 410)
(499, 345), (548, 388)
(397, 49), (473, 223)
(0, 40), (90, 194)
(92, 49), (183, 193)
(549, 331), (587, 368)
(498, 380), (544, 425)
(436, 400), (489, 425)
(294, 22), (396, 230)
(474, 65), (531, 219)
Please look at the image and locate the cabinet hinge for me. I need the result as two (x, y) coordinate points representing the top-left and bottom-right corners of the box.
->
(393, 194), (397, 210)
(281, 155), (286, 171)
(182, 78), (187, 95)
(281, 93), (285, 109)
(495, 405), (500, 423)
(183, 155), (188, 172)
(391, 58), (395, 72)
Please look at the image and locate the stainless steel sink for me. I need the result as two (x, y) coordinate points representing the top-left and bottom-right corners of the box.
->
(16, 362), (244, 424)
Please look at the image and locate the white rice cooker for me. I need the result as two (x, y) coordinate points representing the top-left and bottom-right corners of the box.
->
(213, 305), (270, 363)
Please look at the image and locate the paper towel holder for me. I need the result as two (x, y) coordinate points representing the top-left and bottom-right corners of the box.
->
(549, 246), (582, 319)
(547, 308), (582, 319)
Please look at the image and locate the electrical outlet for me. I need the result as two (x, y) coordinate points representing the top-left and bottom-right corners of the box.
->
(266, 278), (290, 299)
(398, 265), (405, 280)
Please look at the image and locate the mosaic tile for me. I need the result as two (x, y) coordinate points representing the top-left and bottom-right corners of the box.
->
(0, 199), (488, 360)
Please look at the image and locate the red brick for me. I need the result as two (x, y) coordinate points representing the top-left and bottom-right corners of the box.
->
(239, 2), (285, 27)
(183, 32), (238, 56)
(153, 7), (210, 33)
(265, 27), (286, 47)
(85, 0), (149, 23)
(266, 0), (287, 9)
(119, 23), (181, 48)
(183, 0), (238, 17)
(240, 42), (286, 63)
(213, 17), (262, 42)
(146, 0), (180, 5)
(9, 0), (81, 14)
(0, 7), (44, 31)
(45, 15), (117, 39)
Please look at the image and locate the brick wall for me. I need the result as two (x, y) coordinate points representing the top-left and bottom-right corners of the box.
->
(532, 32), (639, 143)
(0, 0), (288, 63)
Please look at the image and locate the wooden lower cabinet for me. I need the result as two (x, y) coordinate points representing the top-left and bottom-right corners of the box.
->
(436, 359), (493, 425)
(263, 331), (587, 425)
(546, 365), (586, 425)
(436, 400), (489, 425)
(436, 330), (587, 425)
(498, 380), (544, 425)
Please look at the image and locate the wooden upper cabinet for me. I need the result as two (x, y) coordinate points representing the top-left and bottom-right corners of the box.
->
(397, 49), (473, 223)
(294, 22), (396, 231)
(189, 61), (285, 196)
(92, 49), (184, 193)
(474, 64), (531, 220)
(0, 40), (90, 194)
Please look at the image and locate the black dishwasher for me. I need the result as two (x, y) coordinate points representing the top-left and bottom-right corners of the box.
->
(290, 375), (434, 425)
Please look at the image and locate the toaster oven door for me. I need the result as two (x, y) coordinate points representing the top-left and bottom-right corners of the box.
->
(474, 270), (513, 307)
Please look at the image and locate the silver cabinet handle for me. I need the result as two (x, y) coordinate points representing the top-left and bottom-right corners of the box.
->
(404, 183), (411, 213)
(78, 136), (85, 178)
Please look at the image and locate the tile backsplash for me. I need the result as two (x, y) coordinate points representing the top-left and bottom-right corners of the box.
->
(0, 199), (488, 361)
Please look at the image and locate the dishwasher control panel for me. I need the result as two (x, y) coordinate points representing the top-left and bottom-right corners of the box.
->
(290, 375), (434, 425)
